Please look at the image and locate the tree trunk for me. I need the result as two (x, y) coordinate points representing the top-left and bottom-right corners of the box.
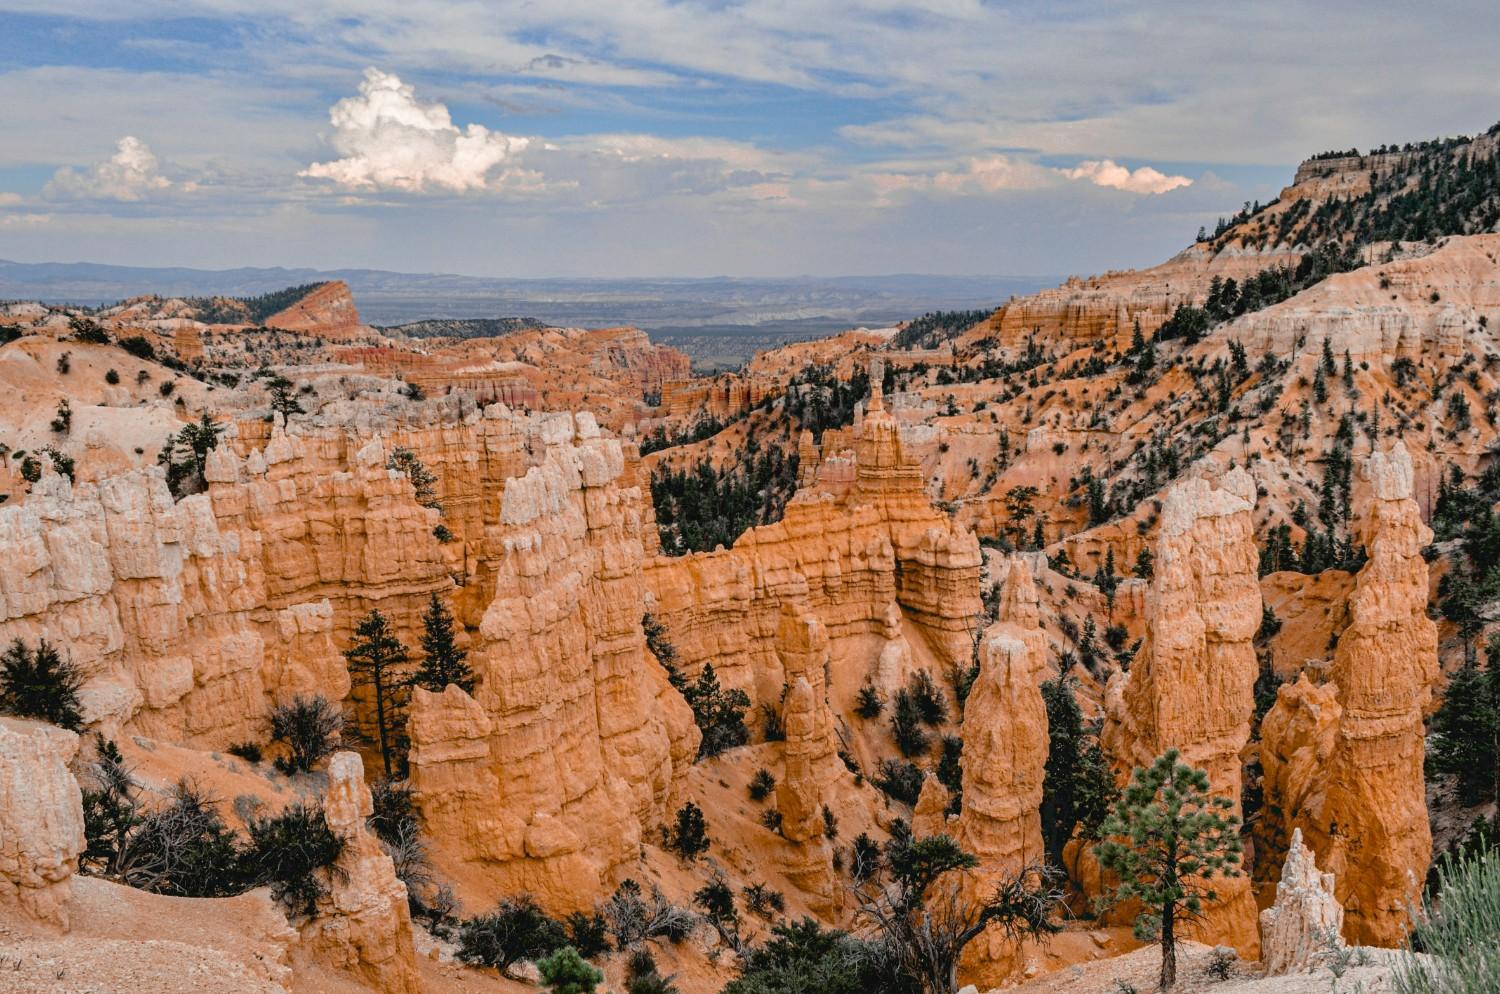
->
(373, 664), (391, 778)
(1159, 900), (1176, 991)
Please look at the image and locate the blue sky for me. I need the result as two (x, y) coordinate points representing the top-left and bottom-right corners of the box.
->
(0, 2), (1496, 278)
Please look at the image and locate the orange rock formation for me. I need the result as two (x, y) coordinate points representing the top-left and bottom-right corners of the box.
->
(1103, 469), (1262, 956)
(1259, 443), (1438, 946)
(303, 751), (420, 994)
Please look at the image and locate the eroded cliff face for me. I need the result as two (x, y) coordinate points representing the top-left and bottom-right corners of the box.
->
(1103, 468), (1262, 956)
(408, 414), (697, 913)
(0, 718), (84, 931)
(264, 280), (365, 339)
(0, 420), (450, 747)
(643, 390), (982, 728)
(955, 631), (1048, 986)
(0, 396), (699, 922)
(1259, 443), (1438, 946)
(303, 751), (420, 994)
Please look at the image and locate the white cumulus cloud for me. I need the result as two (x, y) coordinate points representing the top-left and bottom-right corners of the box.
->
(44, 136), (174, 201)
(1059, 159), (1192, 195)
(301, 68), (531, 193)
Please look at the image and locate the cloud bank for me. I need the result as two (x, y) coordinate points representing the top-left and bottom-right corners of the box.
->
(44, 136), (174, 201)
(1060, 159), (1193, 195)
(301, 69), (531, 193)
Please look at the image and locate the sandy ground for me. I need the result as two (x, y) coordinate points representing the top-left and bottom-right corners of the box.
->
(1003, 941), (1404, 994)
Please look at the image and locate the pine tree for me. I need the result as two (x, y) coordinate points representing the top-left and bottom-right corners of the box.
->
(1133, 547), (1155, 579)
(1430, 641), (1500, 805)
(1040, 678), (1085, 865)
(344, 609), (410, 778)
(412, 593), (475, 694)
(267, 376), (304, 426)
(1087, 476), (1109, 526)
(682, 663), (750, 759)
(179, 412), (224, 475)
(387, 447), (441, 510)
(0, 637), (84, 731)
(537, 946), (603, 994)
(1093, 750), (1243, 991)
(1096, 547), (1119, 615)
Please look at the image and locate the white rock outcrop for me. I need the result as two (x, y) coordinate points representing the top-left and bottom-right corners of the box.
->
(0, 717), (85, 930)
(1260, 828), (1345, 975)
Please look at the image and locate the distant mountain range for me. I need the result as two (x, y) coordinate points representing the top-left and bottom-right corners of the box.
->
(0, 259), (1055, 369)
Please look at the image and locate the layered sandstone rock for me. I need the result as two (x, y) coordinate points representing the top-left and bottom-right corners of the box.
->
(0, 718), (85, 930)
(302, 751), (419, 994)
(955, 633), (1048, 986)
(912, 775), (952, 838)
(264, 280), (364, 339)
(644, 379), (982, 724)
(773, 604), (840, 841)
(989, 554), (1048, 669)
(0, 393), (701, 918)
(957, 635), (1047, 871)
(0, 419), (450, 748)
(1259, 443), (1438, 946)
(775, 676), (840, 915)
(408, 415), (697, 913)
(1103, 469), (1261, 955)
(1260, 828), (1345, 976)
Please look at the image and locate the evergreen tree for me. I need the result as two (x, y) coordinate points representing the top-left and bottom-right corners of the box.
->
(682, 663), (750, 759)
(267, 376), (304, 426)
(1430, 637), (1500, 805)
(537, 946), (603, 994)
(412, 593), (474, 694)
(1040, 678), (1117, 866)
(387, 447), (441, 510)
(1096, 547), (1119, 615)
(1093, 750), (1243, 991)
(179, 412), (224, 476)
(1133, 547), (1155, 580)
(1086, 475), (1108, 526)
(344, 609), (410, 778)
(0, 637), (84, 731)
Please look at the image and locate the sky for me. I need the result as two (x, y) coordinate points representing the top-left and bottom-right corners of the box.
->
(0, 2), (1496, 279)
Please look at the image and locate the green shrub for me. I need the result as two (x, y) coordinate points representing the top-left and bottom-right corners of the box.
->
(749, 768), (776, 801)
(625, 949), (680, 994)
(873, 759), (924, 806)
(664, 801), (710, 860)
(227, 741), (263, 764)
(683, 663), (750, 758)
(0, 637), (84, 731)
(119, 335), (157, 360)
(243, 803), (345, 918)
(602, 879), (696, 950)
(721, 917), (914, 994)
(269, 694), (342, 774)
(889, 690), (930, 757)
(909, 669), (947, 725)
(1397, 848), (1500, 994)
(564, 910), (610, 958)
(538, 945), (603, 994)
(457, 895), (567, 977)
(80, 737), (139, 875)
(743, 883), (785, 919)
(119, 780), (243, 897)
